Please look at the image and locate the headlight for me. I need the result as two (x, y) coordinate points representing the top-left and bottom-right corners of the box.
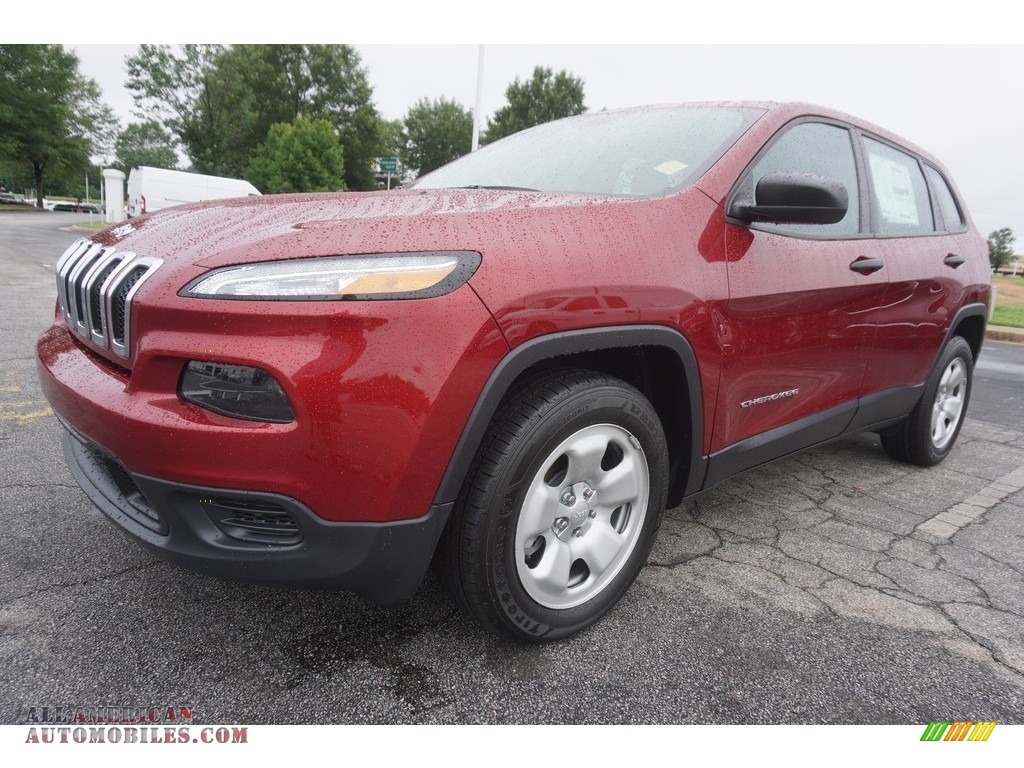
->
(182, 251), (480, 300)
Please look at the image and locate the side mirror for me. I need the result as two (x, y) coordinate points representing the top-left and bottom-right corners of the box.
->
(731, 172), (848, 225)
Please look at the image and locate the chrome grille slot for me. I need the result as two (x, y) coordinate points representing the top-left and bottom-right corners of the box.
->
(53, 237), (162, 359)
(55, 239), (92, 323)
(87, 256), (124, 343)
(72, 247), (111, 329)
(60, 241), (104, 328)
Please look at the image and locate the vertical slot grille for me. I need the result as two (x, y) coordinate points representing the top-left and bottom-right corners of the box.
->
(53, 238), (161, 359)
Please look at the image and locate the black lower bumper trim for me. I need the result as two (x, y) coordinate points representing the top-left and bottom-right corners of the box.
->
(62, 428), (450, 605)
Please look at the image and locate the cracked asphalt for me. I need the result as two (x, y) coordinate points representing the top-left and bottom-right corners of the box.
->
(1, 211), (1022, 724)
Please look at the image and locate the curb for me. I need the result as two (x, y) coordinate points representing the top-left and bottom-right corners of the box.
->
(986, 325), (1024, 344)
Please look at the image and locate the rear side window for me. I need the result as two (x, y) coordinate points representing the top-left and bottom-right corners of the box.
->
(924, 165), (964, 231)
(748, 122), (860, 237)
(864, 137), (934, 235)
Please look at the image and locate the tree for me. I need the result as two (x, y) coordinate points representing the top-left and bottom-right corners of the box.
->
(125, 44), (254, 178)
(114, 121), (179, 173)
(988, 228), (1016, 272)
(401, 97), (473, 177)
(245, 116), (345, 194)
(483, 66), (586, 144)
(0, 45), (113, 206)
(126, 44), (386, 190)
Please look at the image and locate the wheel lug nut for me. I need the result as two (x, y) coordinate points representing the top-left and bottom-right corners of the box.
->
(583, 488), (594, 500)
(553, 517), (569, 535)
(573, 527), (584, 538)
(588, 509), (596, 518)
(560, 490), (576, 505)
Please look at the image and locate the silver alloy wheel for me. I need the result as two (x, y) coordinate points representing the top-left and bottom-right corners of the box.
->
(931, 357), (967, 450)
(514, 423), (650, 609)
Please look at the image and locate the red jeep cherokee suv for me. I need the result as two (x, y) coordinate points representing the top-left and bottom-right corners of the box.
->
(37, 102), (990, 641)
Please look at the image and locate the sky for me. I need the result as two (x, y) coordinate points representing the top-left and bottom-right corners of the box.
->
(69, 42), (1024, 241)
(9, 0), (1020, 242)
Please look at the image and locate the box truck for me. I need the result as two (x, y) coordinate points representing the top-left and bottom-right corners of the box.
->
(126, 167), (261, 217)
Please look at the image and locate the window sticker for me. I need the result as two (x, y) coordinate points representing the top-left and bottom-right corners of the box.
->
(654, 160), (688, 175)
(869, 153), (919, 226)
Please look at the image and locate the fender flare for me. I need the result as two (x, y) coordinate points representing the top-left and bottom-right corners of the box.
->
(432, 325), (708, 507)
(940, 302), (989, 369)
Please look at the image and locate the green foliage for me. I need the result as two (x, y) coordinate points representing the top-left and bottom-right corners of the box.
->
(126, 44), (252, 178)
(115, 121), (178, 173)
(988, 228), (1016, 272)
(0, 44), (113, 206)
(126, 44), (385, 190)
(245, 116), (345, 194)
(401, 97), (473, 177)
(483, 66), (586, 144)
(378, 119), (404, 160)
(991, 303), (1024, 328)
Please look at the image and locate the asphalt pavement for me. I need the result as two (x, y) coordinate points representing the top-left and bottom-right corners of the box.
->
(1, 210), (1022, 725)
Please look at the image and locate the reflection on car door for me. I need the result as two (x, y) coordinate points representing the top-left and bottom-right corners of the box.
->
(708, 121), (890, 477)
(859, 138), (977, 394)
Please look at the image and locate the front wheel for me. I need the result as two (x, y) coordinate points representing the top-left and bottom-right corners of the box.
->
(436, 370), (669, 642)
(881, 335), (973, 466)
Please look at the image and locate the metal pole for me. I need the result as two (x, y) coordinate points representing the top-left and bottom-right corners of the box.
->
(471, 45), (485, 152)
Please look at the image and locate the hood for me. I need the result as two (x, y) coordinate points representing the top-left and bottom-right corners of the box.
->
(94, 188), (644, 268)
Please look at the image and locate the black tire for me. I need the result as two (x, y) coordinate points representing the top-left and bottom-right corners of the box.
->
(881, 335), (973, 467)
(435, 369), (669, 642)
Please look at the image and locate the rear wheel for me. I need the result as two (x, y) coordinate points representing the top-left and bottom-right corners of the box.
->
(881, 335), (973, 466)
(436, 370), (669, 642)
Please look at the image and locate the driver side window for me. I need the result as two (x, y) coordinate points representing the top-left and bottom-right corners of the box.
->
(751, 122), (861, 237)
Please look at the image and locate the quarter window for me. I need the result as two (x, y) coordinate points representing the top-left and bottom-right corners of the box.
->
(748, 122), (860, 236)
(924, 165), (964, 231)
(864, 138), (934, 235)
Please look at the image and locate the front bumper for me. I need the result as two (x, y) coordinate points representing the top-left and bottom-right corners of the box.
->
(36, 281), (506, 524)
(62, 424), (450, 604)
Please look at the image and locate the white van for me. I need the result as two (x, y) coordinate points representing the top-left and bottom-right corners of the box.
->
(126, 167), (261, 217)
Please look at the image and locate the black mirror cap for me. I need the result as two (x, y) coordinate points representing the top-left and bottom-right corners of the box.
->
(734, 172), (849, 225)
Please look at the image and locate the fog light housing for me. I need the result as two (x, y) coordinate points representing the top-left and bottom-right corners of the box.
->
(180, 361), (295, 423)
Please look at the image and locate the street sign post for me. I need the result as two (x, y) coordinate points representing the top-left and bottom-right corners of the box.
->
(378, 156), (398, 189)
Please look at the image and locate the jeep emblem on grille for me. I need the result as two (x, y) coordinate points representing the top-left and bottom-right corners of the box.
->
(111, 223), (136, 240)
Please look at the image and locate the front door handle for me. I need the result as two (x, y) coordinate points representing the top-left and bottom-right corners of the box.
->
(944, 253), (966, 268)
(849, 256), (884, 274)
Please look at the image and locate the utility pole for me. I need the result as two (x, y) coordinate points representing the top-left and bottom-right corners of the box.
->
(471, 45), (485, 152)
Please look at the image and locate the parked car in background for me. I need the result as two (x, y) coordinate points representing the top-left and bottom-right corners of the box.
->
(51, 201), (101, 213)
(0, 192), (34, 206)
(37, 102), (990, 642)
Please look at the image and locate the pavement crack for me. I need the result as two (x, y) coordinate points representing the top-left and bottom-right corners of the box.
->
(938, 602), (1024, 679)
(1, 482), (80, 490)
(2, 561), (162, 604)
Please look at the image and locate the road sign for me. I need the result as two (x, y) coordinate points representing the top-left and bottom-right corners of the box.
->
(379, 157), (398, 174)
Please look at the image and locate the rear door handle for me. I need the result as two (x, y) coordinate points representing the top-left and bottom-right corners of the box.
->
(944, 253), (965, 268)
(849, 256), (884, 274)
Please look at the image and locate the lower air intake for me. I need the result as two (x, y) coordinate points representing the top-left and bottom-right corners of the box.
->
(203, 498), (302, 546)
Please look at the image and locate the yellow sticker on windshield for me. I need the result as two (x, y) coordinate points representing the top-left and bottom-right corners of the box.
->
(654, 160), (688, 175)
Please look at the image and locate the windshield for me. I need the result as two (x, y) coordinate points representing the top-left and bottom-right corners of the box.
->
(413, 105), (764, 198)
